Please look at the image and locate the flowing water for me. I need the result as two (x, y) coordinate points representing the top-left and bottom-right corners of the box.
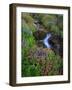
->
(43, 33), (51, 48)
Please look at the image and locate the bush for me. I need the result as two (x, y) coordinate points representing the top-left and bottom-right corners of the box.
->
(47, 50), (63, 75)
(22, 58), (41, 77)
(40, 15), (56, 29)
(22, 48), (63, 77)
(22, 13), (34, 23)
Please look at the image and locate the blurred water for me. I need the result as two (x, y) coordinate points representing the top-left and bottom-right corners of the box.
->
(43, 33), (51, 48)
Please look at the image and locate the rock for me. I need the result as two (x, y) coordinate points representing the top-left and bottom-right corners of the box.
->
(33, 30), (47, 40)
(48, 35), (63, 57)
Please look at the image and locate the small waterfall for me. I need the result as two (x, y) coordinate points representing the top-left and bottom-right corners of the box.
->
(43, 33), (51, 48)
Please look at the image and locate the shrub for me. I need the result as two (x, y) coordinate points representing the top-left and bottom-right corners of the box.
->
(41, 15), (57, 29)
(47, 50), (63, 75)
(22, 13), (34, 23)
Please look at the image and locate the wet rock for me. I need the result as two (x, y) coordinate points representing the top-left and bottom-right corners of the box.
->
(48, 35), (63, 57)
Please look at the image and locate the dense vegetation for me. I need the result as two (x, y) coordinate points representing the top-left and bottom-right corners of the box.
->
(21, 13), (63, 77)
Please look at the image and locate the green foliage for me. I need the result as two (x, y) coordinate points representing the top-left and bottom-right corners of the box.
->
(22, 13), (36, 32)
(47, 50), (63, 75)
(22, 57), (41, 77)
(40, 15), (56, 29)
(22, 49), (63, 77)
(36, 14), (63, 36)
(22, 32), (35, 48)
(22, 21), (36, 48)
(21, 13), (63, 77)
(22, 13), (34, 23)
(22, 22), (36, 33)
(50, 25), (63, 37)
